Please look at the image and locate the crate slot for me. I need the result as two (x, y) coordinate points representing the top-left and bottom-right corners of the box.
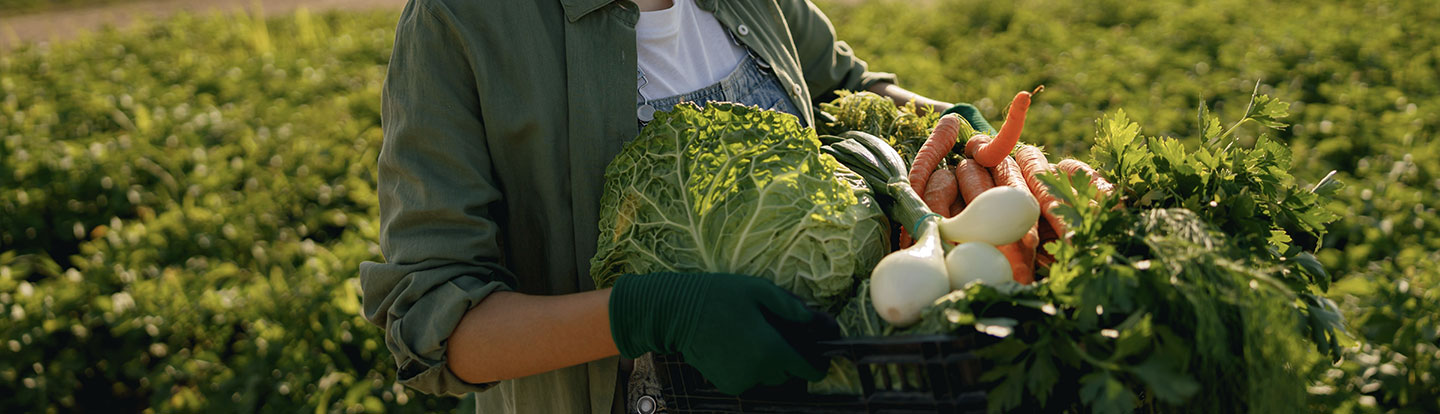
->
(655, 331), (995, 413)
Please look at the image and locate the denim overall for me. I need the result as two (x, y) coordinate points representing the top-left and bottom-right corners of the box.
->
(636, 51), (805, 127)
(626, 49), (803, 414)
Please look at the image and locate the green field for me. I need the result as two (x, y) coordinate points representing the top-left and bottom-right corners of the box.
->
(0, 0), (146, 16)
(1, 0), (1436, 412)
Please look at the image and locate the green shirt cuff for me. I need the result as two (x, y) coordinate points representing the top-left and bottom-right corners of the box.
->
(387, 276), (511, 396)
(362, 259), (516, 396)
(395, 349), (499, 397)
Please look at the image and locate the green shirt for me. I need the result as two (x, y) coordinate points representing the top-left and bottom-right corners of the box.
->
(358, 0), (895, 412)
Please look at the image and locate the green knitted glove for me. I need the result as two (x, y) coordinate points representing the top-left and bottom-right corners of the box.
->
(609, 272), (840, 395)
(943, 103), (997, 135)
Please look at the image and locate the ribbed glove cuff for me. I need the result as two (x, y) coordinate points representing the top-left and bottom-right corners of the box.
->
(608, 272), (709, 359)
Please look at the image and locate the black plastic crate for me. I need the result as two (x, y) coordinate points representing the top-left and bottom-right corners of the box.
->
(654, 332), (994, 413)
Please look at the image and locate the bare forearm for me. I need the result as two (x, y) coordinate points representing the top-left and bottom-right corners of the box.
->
(867, 81), (951, 115)
(446, 289), (619, 384)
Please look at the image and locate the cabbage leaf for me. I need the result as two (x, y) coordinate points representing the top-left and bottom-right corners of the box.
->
(590, 102), (889, 307)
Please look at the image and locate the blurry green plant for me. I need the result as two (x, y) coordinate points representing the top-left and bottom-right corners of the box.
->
(0, 0), (149, 16)
(1308, 252), (1440, 414)
(0, 9), (455, 413)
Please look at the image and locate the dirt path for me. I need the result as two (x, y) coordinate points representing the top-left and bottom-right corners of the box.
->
(0, 0), (407, 51)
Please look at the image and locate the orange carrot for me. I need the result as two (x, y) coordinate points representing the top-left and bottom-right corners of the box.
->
(997, 242), (1035, 284)
(990, 156), (1031, 194)
(1013, 222), (1036, 271)
(975, 87), (1040, 167)
(908, 114), (963, 195)
(989, 155), (1042, 247)
(964, 135), (991, 159)
(984, 155), (1039, 283)
(1055, 159), (1116, 196)
(954, 159), (996, 204)
(1015, 145), (1068, 238)
(923, 168), (959, 217)
(1040, 204), (1065, 239)
(1014, 145), (1053, 201)
(948, 194), (966, 217)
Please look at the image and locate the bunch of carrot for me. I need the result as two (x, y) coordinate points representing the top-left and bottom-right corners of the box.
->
(901, 86), (1116, 284)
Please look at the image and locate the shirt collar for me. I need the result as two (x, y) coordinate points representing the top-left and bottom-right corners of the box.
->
(561, 0), (618, 22)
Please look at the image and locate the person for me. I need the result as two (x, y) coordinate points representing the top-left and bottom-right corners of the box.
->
(359, 0), (993, 412)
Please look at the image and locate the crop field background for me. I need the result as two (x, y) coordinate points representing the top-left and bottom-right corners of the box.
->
(1, 0), (1435, 412)
(0, 0), (145, 16)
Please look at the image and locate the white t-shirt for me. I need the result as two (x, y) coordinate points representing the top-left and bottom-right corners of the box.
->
(634, 0), (749, 101)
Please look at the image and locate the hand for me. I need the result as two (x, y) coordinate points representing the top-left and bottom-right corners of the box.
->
(943, 103), (997, 135)
(608, 272), (840, 395)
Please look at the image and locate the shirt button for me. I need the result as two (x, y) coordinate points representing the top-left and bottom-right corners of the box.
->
(791, 84), (803, 96)
(736, 24), (750, 36)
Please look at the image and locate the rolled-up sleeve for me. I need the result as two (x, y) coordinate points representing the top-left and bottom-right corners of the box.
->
(777, 0), (898, 102)
(359, 0), (518, 397)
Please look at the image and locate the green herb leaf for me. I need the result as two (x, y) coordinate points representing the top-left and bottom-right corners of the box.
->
(1079, 372), (1137, 414)
(1130, 355), (1201, 403)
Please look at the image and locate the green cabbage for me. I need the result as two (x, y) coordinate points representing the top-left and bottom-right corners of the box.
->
(590, 102), (889, 308)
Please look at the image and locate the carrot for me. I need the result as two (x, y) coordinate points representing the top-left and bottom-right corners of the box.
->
(1055, 159), (1116, 196)
(964, 135), (991, 159)
(970, 152), (1043, 283)
(948, 194), (966, 217)
(1014, 145), (1052, 199)
(954, 159), (995, 204)
(990, 156), (1030, 194)
(923, 168), (959, 217)
(898, 228), (912, 249)
(990, 156), (1042, 251)
(1015, 145), (1068, 238)
(908, 114), (963, 195)
(1004, 223), (1040, 284)
(975, 87), (1041, 167)
(997, 242), (1035, 284)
